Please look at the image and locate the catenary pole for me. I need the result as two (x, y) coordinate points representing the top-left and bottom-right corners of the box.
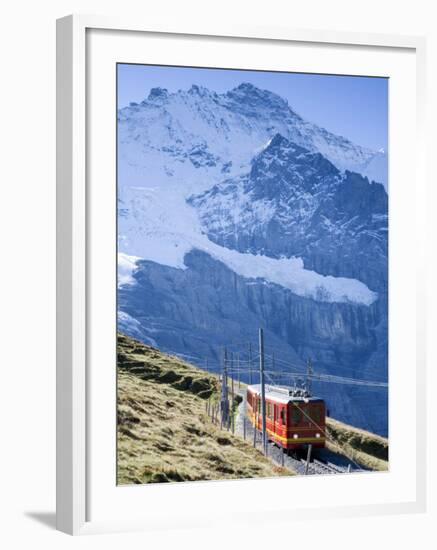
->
(248, 342), (252, 385)
(259, 328), (267, 455)
(229, 352), (233, 430)
(305, 444), (313, 475)
(306, 358), (313, 394)
(231, 370), (235, 433)
(221, 347), (229, 429)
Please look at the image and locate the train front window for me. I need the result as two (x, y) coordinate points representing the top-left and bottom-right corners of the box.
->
(310, 406), (322, 425)
(292, 406), (301, 425)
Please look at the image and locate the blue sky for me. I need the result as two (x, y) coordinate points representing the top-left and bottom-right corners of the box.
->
(118, 64), (388, 151)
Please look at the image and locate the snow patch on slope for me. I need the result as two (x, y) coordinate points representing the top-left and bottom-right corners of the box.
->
(204, 246), (377, 306)
(118, 253), (141, 288)
(117, 196), (377, 306)
(117, 310), (158, 346)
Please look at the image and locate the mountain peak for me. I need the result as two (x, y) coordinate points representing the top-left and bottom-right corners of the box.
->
(267, 132), (291, 149)
(250, 132), (339, 190)
(260, 133), (308, 158)
(235, 82), (259, 93)
(188, 84), (216, 98)
(226, 82), (289, 110)
(147, 87), (169, 101)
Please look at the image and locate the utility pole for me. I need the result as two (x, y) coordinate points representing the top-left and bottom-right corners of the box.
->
(276, 350), (282, 379)
(306, 358), (313, 395)
(237, 353), (240, 389)
(231, 371), (235, 434)
(304, 444), (313, 475)
(221, 348), (229, 429)
(259, 328), (267, 455)
(229, 352), (234, 430)
(272, 352), (276, 387)
(248, 342), (252, 385)
(220, 352), (223, 429)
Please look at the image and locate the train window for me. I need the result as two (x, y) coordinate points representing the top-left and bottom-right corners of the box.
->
(280, 409), (286, 425)
(310, 407), (321, 424)
(292, 406), (302, 424)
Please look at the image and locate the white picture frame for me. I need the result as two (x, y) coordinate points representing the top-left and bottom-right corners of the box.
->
(56, 14), (427, 535)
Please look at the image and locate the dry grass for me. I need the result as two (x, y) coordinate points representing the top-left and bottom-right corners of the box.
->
(326, 417), (389, 471)
(117, 333), (292, 484)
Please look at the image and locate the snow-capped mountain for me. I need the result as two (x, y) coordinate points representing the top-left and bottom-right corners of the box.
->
(119, 82), (387, 189)
(117, 82), (388, 435)
(189, 133), (388, 291)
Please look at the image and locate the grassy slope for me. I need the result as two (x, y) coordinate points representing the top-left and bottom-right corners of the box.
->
(117, 333), (291, 484)
(326, 417), (389, 471)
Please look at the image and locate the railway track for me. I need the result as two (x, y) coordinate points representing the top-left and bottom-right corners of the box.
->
(267, 443), (359, 476)
(311, 458), (347, 475)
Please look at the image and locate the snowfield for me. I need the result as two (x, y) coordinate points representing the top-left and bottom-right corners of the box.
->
(117, 185), (377, 305)
(118, 252), (141, 288)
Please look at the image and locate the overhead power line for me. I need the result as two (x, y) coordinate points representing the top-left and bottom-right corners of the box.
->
(161, 336), (387, 389)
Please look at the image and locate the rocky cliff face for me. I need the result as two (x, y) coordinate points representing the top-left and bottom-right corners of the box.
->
(117, 81), (388, 436)
(189, 134), (388, 289)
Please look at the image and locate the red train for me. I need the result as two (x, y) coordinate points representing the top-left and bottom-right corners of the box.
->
(246, 384), (326, 450)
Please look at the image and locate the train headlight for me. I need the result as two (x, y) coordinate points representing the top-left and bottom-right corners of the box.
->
(293, 434), (299, 439)
(316, 433), (321, 438)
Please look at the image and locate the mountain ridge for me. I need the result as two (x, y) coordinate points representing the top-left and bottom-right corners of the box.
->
(118, 81), (387, 188)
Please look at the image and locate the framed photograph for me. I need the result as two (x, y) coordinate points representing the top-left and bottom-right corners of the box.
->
(56, 15), (427, 535)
